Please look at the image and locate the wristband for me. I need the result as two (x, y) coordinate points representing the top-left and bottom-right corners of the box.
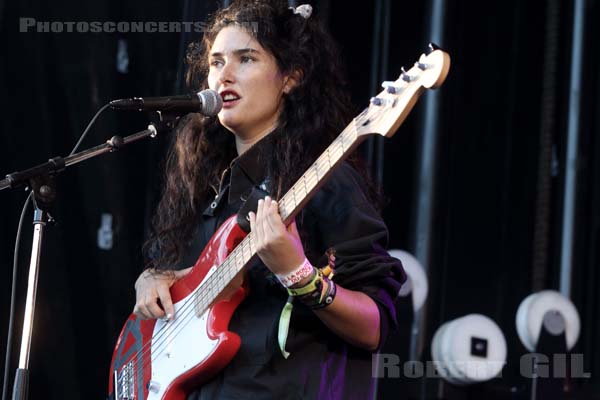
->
(276, 257), (314, 288)
(286, 268), (323, 296)
(277, 265), (336, 359)
(296, 276), (337, 310)
(307, 279), (336, 309)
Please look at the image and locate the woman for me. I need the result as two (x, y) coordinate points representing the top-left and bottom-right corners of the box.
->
(134, 1), (405, 398)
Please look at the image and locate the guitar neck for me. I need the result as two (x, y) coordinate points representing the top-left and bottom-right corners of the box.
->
(279, 122), (366, 223)
(234, 120), (366, 270)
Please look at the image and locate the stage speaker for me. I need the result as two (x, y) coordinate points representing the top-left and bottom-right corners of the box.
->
(431, 314), (507, 385)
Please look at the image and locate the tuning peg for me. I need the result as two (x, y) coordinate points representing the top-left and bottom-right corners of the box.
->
(427, 42), (442, 54)
(415, 61), (429, 70)
(400, 67), (414, 82)
(370, 97), (383, 106)
(381, 81), (400, 94)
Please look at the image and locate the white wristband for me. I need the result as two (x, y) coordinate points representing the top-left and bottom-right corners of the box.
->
(276, 258), (314, 288)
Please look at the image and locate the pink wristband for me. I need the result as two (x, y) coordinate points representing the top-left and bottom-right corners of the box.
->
(276, 258), (314, 287)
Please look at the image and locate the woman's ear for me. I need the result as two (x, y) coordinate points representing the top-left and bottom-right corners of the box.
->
(283, 69), (303, 94)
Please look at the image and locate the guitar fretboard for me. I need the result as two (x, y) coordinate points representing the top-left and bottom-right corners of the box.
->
(279, 124), (361, 222)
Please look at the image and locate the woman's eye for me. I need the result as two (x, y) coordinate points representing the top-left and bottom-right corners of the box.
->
(240, 56), (254, 63)
(210, 59), (223, 67)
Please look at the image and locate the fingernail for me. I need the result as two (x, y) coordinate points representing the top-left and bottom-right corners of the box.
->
(164, 313), (172, 321)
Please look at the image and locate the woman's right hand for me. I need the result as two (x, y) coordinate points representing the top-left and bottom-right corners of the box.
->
(133, 267), (192, 320)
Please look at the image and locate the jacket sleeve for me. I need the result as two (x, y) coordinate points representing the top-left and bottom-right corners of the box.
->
(302, 162), (407, 349)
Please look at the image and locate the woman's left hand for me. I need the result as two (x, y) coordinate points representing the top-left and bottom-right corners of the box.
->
(248, 196), (306, 275)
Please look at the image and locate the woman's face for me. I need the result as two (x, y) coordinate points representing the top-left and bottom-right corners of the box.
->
(208, 26), (291, 142)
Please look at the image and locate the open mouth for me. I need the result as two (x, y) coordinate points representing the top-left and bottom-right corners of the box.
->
(220, 90), (241, 105)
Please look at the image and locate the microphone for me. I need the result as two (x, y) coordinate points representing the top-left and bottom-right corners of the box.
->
(109, 89), (223, 116)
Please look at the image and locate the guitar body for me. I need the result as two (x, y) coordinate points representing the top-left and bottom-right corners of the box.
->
(108, 216), (248, 400)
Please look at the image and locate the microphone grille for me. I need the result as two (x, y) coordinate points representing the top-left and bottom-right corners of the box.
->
(197, 89), (223, 117)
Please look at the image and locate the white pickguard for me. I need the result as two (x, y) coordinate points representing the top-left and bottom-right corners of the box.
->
(147, 267), (219, 400)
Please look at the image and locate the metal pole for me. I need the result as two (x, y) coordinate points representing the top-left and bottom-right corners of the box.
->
(410, 0), (446, 362)
(12, 209), (47, 400)
(559, 0), (586, 298)
(531, 0), (561, 294)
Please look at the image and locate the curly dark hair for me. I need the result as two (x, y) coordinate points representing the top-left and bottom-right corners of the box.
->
(145, 0), (371, 270)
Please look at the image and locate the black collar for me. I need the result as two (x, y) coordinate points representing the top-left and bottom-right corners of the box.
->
(227, 135), (272, 204)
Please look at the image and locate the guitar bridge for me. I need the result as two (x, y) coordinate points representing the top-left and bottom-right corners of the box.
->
(114, 360), (135, 399)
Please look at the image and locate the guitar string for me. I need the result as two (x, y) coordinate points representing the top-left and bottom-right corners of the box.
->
(119, 123), (363, 384)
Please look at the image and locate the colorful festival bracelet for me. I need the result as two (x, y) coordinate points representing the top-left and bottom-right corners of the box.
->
(277, 264), (337, 359)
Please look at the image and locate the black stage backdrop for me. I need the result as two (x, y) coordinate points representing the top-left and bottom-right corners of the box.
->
(0, 0), (599, 399)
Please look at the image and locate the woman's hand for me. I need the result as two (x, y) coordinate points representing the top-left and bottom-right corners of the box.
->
(248, 196), (305, 275)
(133, 267), (192, 320)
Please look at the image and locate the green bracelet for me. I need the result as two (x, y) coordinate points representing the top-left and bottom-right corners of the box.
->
(286, 269), (322, 296)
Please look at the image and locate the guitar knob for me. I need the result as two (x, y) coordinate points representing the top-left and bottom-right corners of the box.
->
(400, 67), (414, 82)
(415, 61), (428, 70)
(370, 97), (383, 106)
(381, 81), (400, 94)
(147, 380), (161, 393)
(428, 42), (441, 54)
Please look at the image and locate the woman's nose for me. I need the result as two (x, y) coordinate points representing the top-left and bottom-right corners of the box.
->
(218, 61), (235, 84)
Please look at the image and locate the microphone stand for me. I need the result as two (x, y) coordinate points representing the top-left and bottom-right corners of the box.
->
(0, 119), (174, 400)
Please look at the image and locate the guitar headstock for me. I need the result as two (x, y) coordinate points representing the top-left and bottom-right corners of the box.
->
(354, 45), (451, 138)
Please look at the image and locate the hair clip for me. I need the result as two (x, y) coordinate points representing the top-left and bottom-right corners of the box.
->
(289, 4), (313, 19)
